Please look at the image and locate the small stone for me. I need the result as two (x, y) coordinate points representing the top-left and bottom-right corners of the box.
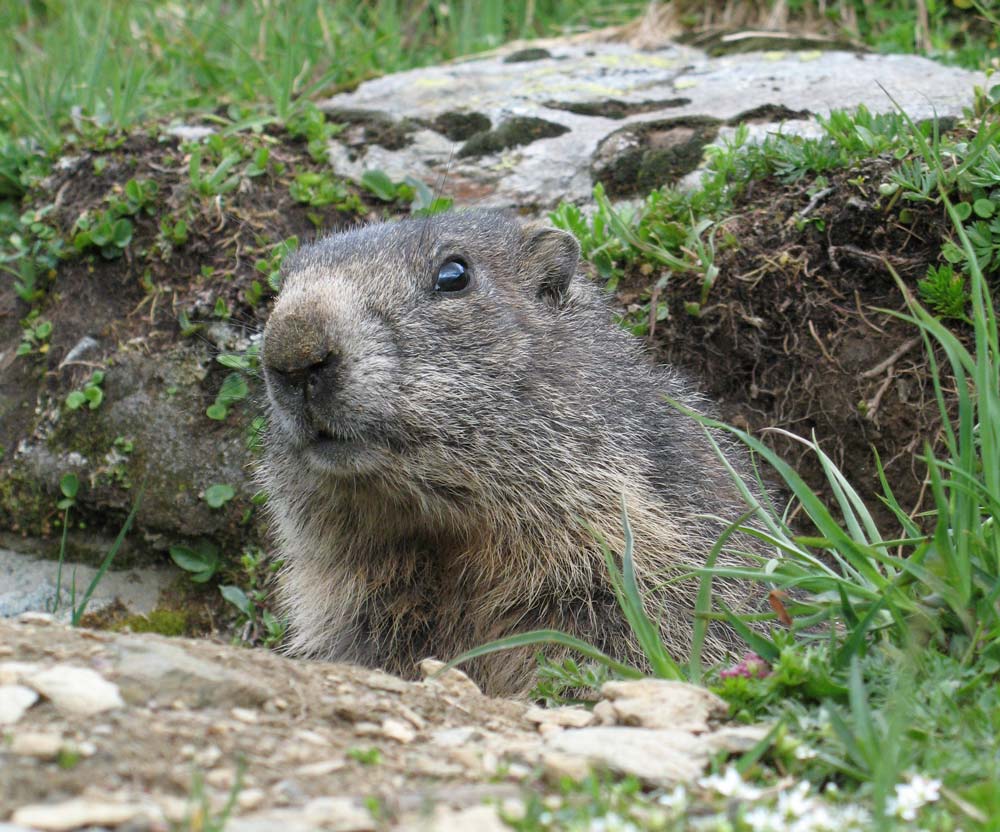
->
(302, 796), (375, 831)
(295, 758), (347, 776)
(395, 703), (426, 729)
(380, 717), (416, 744)
(422, 804), (511, 832)
(537, 722), (563, 739)
(12, 798), (146, 831)
(525, 705), (594, 729)
(164, 125), (216, 141)
(16, 612), (55, 626)
(541, 750), (593, 782)
(237, 788), (266, 811)
(430, 726), (482, 747)
(9, 731), (64, 759)
(597, 679), (728, 732)
(206, 767), (236, 789)
(364, 670), (410, 693)
(0, 662), (43, 685)
(419, 658), (482, 696)
(546, 726), (711, 786)
(0, 685), (39, 725)
(232, 707), (259, 723)
(704, 723), (773, 754)
(26, 665), (124, 716)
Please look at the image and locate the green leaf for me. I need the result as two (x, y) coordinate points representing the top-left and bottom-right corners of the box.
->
(360, 169), (398, 201)
(217, 372), (250, 405)
(206, 403), (228, 420)
(217, 354), (252, 370)
(59, 473), (79, 499)
(35, 321), (52, 339)
(84, 387), (103, 409)
(973, 198), (995, 219)
(111, 218), (133, 247)
(220, 584), (251, 616)
(170, 545), (210, 573)
(65, 391), (87, 410)
(204, 483), (235, 508)
(953, 201), (972, 221)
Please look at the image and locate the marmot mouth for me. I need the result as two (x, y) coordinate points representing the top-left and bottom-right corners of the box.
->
(314, 427), (351, 444)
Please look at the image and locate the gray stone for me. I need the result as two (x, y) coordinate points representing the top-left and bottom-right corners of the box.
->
(545, 725), (710, 785)
(11, 798), (152, 831)
(320, 40), (984, 210)
(0, 547), (172, 620)
(111, 638), (272, 708)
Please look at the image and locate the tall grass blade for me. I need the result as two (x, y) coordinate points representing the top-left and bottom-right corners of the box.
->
(71, 487), (143, 626)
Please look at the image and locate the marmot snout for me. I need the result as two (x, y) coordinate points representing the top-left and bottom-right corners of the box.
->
(260, 209), (765, 696)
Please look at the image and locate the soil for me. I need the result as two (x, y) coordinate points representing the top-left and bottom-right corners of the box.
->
(624, 156), (969, 532)
(0, 616), (535, 829)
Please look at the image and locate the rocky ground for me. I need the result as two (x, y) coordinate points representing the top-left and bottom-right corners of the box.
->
(0, 616), (764, 831)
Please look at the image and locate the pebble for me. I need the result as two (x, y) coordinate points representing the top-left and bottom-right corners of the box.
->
(546, 726), (711, 786)
(302, 796), (376, 831)
(0, 684), (39, 725)
(525, 705), (594, 729)
(0, 662), (43, 685)
(596, 679), (728, 732)
(422, 804), (512, 832)
(26, 665), (124, 716)
(418, 659), (482, 696)
(380, 717), (417, 743)
(295, 758), (347, 777)
(9, 731), (64, 759)
(11, 798), (147, 831)
(15, 612), (56, 626)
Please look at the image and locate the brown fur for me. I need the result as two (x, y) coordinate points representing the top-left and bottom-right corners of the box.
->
(259, 210), (765, 696)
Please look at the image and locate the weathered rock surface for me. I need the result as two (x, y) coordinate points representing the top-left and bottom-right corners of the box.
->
(1, 618), (769, 830)
(594, 678), (728, 731)
(0, 548), (172, 620)
(320, 41), (984, 208)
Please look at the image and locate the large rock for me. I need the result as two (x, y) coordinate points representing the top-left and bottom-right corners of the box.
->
(320, 41), (984, 208)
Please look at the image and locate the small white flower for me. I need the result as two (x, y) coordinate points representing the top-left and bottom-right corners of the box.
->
(744, 806), (783, 832)
(891, 774), (942, 820)
(837, 804), (871, 830)
(657, 784), (687, 810)
(794, 744), (818, 760)
(776, 781), (814, 819)
(698, 765), (763, 800)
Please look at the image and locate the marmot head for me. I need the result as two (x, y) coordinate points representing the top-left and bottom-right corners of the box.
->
(261, 210), (589, 481)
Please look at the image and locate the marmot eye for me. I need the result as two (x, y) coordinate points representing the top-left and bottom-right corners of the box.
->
(434, 260), (470, 293)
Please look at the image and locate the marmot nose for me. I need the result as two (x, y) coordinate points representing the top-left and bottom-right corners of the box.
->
(263, 309), (340, 397)
(263, 310), (331, 374)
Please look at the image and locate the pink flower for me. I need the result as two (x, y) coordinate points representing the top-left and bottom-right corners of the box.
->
(720, 652), (771, 680)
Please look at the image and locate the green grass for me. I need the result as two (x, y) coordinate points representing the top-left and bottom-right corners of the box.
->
(0, 0), (644, 150)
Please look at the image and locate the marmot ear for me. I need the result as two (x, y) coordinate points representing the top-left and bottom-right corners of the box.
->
(522, 226), (581, 306)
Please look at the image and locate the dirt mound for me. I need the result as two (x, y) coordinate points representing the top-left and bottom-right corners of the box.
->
(639, 155), (963, 529)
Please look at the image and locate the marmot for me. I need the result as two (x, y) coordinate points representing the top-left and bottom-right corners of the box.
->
(259, 210), (764, 696)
